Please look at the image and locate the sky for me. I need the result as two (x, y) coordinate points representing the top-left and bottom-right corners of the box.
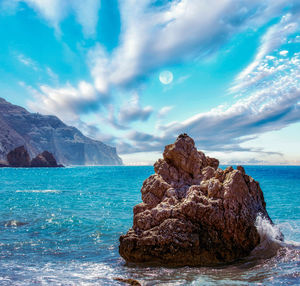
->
(0, 0), (300, 165)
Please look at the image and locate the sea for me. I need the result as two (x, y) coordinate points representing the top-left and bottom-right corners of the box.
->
(0, 165), (299, 285)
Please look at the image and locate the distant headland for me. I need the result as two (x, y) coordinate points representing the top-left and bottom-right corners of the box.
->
(0, 97), (122, 166)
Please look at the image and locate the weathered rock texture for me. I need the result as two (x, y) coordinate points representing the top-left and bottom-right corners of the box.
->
(0, 97), (122, 165)
(31, 151), (63, 167)
(7, 146), (31, 167)
(119, 134), (274, 266)
(3, 146), (63, 168)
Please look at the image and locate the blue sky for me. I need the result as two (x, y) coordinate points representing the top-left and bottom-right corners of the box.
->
(1, 0), (300, 165)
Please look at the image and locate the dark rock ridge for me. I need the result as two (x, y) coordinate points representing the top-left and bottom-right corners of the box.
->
(31, 151), (63, 167)
(119, 134), (279, 266)
(7, 146), (31, 167)
(0, 97), (122, 165)
(4, 146), (63, 167)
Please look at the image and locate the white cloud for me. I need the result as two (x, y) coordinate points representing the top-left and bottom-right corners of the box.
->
(118, 93), (153, 124)
(28, 81), (100, 121)
(20, 0), (101, 37)
(158, 106), (174, 117)
(279, 50), (289, 56)
(88, 44), (110, 94)
(119, 51), (300, 155)
(46, 67), (59, 82)
(17, 54), (38, 70)
(231, 13), (299, 93)
(22, 0), (64, 30)
(71, 0), (101, 37)
(89, 0), (297, 94)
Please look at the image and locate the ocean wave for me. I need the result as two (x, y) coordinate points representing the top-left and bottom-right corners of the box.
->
(249, 215), (300, 264)
(0, 261), (119, 286)
(15, 189), (61, 193)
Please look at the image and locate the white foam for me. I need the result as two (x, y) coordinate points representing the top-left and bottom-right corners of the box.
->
(284, 240), (300, 247)
(250, 215), (283, 258)
(16, 190), (61, 193)
(255, 215), (283, 243)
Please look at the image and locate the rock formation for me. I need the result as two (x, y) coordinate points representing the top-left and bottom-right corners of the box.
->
(1, 146), (63, 168)
(113, 278), (141, 286)
(31, 151), (63, 167)
(119, 134), (277, 266)
(0, 97), (122, 165)
(6, 146), (31, 167)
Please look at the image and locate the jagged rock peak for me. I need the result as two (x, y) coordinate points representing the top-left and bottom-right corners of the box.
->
(31, 151), (63, 167)
(119, 134), (279, 266)
(3, 146), (63, 168)
(7, 146), (31, 167)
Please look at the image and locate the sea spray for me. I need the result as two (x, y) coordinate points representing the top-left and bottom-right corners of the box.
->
(251, 214), (284, 259)
(255, 214), (283, 242)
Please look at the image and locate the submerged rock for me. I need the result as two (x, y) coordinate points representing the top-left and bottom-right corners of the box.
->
(3, 220), (28, 227)
(31, 151), (63, 167)
(113, 278), (141, 286)
(6, 146), (30, 167)
(119, 134), (278, 266)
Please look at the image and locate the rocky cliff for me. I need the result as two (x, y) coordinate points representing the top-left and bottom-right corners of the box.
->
(119, 134), (280, 266)
(0, 97), (122, 165)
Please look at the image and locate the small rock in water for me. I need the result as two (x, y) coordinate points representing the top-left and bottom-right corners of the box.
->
(113, 277), (141, 286)
(4, 220), (28, 227)
(7, 146), (30, 167)
(4, 146), (63, 167)
(31, 151), (63, 167)
(119, 134), (280, 266)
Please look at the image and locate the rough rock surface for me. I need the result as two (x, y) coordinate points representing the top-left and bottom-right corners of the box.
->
(31, 151), (63, 167)
(0, 97), (122, 165)
(119, 134), (274, 266)
(6, 146), (31, 167)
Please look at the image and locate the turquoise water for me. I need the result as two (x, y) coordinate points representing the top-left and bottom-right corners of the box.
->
(0, 166), (299, 285)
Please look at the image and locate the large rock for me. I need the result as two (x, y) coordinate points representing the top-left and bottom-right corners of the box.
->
(31, 151), (63, 167)
(6, 146), (31, 167)
(0, 97), (123, 165)
(119, 134), (277, 266)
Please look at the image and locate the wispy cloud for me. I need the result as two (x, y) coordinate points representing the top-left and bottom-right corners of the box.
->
(17, 53), (38, 70)
(119, 51), (300, 155)
(230, 13), (299, 93)
(88, 0), (295, 94)
(118, 93), (153, 124)
(23, 0), (299, 120)
(46, 67), (59, 82)
(158, 106), (174, 118)
(18, 0), (101, 37)
(28, 81), (101, 121)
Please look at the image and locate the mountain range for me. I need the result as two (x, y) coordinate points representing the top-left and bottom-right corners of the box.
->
(0, 97), (122, 165)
